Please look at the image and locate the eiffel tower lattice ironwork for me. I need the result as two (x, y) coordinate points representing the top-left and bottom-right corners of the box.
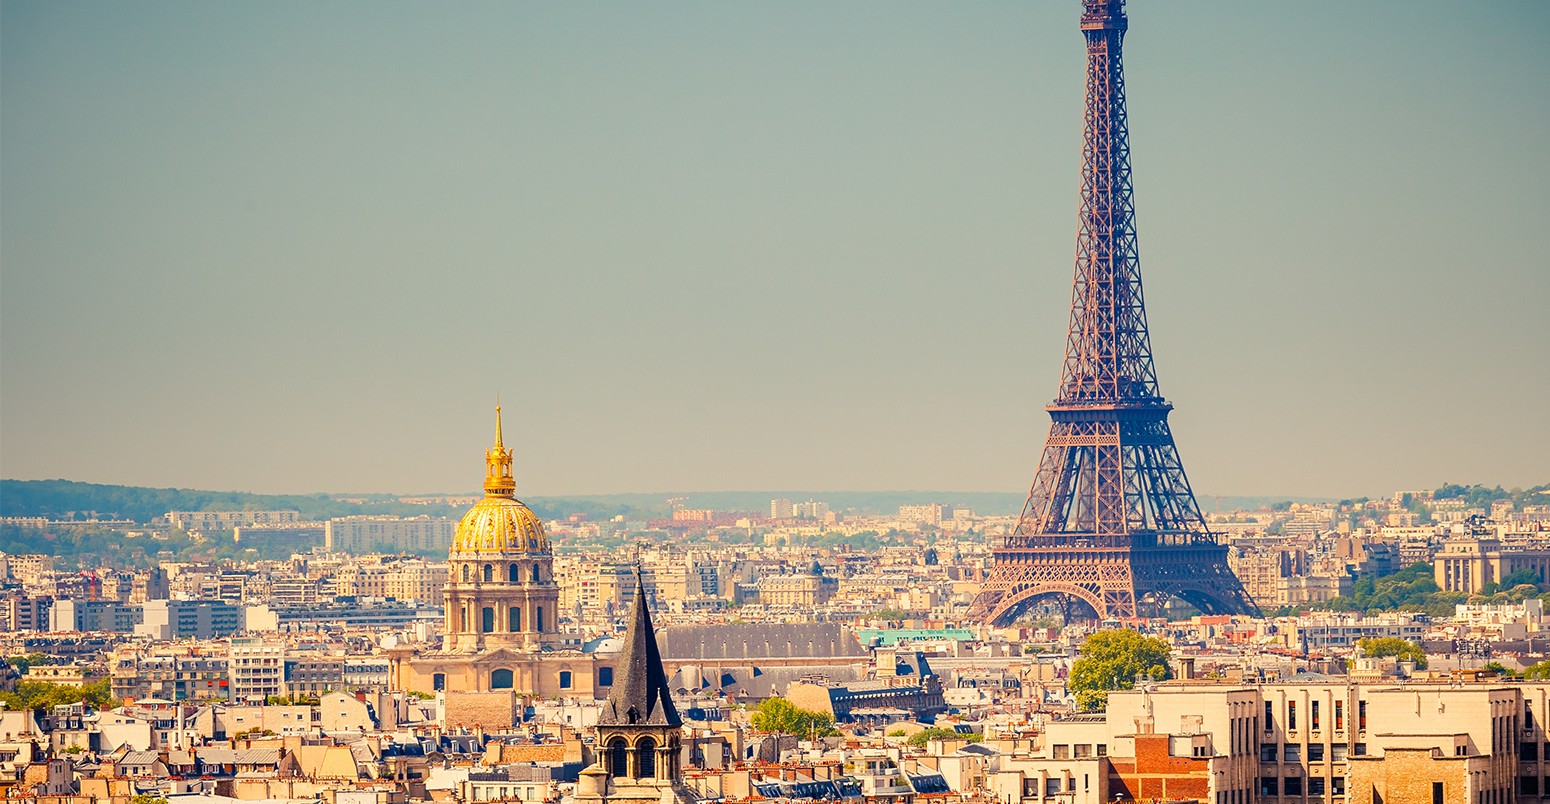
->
(968, 0), (1257, 624)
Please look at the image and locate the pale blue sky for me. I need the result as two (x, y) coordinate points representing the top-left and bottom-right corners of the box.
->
(3, 1), (1546, 498)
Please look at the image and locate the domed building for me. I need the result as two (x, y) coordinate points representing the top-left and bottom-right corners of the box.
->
(393, 409), (609, 707)
(443, 409), (559, 653)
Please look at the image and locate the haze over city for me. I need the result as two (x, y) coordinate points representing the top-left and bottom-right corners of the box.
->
(3, 1), (1546, 498)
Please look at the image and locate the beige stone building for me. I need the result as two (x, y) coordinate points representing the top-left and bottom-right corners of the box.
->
(1080, 674), (1545, 804)
(757, 562), (838, 607)
(1435, 536), (1550, 594)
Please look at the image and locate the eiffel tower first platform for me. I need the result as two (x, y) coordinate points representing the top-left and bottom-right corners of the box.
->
(968, 0), (1257, 625)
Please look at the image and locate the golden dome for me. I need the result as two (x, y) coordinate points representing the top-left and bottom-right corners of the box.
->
(452, 496), (549, 555)
(449, 407), (550, 556)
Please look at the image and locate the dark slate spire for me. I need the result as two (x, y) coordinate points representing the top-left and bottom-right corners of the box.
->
(598, 571), (681, 727)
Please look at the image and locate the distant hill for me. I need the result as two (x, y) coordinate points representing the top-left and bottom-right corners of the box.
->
(0, 479), (1336, 524)
(0, 479), (630, 524)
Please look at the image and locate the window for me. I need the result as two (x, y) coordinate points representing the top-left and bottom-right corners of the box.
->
(481, 607), (495, 633)
(509, 563), (520, 583)
(491, 668), (514, 689)
(1331, 744), (1348, 762)
(598, 667), (614, 686)
(1521, 777), (1540, 796)
(1359, 700), (1367, 730)
(483, 564), (493, 583)
(1308, 743), (1325, 762)
(1260, 744), (1278, 762)
(1354, 742), (1367, 756)
(1096, 743), (1107, 756)
(1312, 700), (1321, 731)
(1259, 777), (1279, 796)
(1288, 701), (1297, 730)
(1523, 742), (1539, 762)
(637, 736), (657, 779)
(559, 671), (572, 689)
(1435, 782), (1446, 804)
(532, 564), (541, 583)
(1284, 744), (1301, 763)
(1053, 744), (1070, 759)
(509, 607), (521, 631)
(462, 565), (470, 582)
(1332, 777), (1345, 795)
(535, 606), (544, 632)
(1074, 744), (1091, 758)
(1285, 777), (1303, 795)
(432, 674), (445, 691)
(608, 738), (629, 778)
(1336, 700), (1345, 731)
(1266, 702), (1275, 731)
(1309, 778), (1326, 795)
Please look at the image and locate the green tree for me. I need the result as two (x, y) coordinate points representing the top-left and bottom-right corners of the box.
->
(4, 653), (55, 674)
(1355, 637), (1427, 669)
(1068, 629), (1172, 713)
(1483, 661), (1519, 679)
(749, 697), (839, 737)
(1501, 569), (1542, 589)
(906, 727), (981, 747)
(0, 679), (117, 713)
(1524, 660), (1550, 680)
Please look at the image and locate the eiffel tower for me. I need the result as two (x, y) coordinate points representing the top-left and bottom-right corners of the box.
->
(968, 0), (1257, 624)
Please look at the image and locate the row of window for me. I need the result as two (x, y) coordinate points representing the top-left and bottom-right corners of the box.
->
(456, 605), (545, 633)
(1257, 776), (1345, 797)
(1265, 699), (1366, 733)
(1260, 742), (1362, 763)
(429, 666), (613, 691)
(460, 563), (544, 584)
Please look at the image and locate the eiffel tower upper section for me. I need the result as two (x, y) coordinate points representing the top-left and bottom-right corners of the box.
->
(1061, 0), (1156, 406)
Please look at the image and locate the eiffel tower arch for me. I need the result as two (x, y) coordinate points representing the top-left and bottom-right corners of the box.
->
(969, 0), (1256, 625)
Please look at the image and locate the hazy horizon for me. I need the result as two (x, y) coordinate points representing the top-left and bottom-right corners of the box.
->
(4, 1), (1547, 499)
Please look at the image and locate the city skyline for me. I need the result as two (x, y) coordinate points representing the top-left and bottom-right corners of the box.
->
(3, 1), (1547, 499)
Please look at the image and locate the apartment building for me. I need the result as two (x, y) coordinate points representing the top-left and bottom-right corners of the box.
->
(324, 516), (453, 554)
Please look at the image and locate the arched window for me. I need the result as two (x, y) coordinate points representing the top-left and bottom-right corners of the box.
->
(608, 738), (629, 778)
(432, 673), (446, 691)
(598, 667), (614, 687)
(482, 564), (493, 583)
(508, 563), (520, 582)
(637, 736), (657, 779)
(481, 607), (495, 633)
(559, 671), (573, 689)
(491, 668), (514, 689)
(509, 607), (521, 631)
(535, 606), (544, 632)
(531, 564), (541, 583)
(461, 565), (470, 582)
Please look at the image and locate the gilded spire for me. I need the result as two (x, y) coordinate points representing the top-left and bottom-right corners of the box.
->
(484, 405), (516, 497)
